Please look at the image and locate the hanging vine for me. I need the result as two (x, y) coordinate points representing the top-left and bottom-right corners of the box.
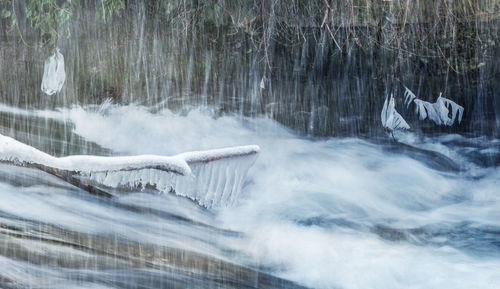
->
(1, 0), (125, 49)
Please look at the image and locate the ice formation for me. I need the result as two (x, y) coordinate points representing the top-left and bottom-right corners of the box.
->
(0, 133), (259, 208)
(41, 48), (66, 95)
(404, 86), (417, 108)
(404, 87), (464, 126)
(381, 94), (410, 131)
(176, 152), (258, 207)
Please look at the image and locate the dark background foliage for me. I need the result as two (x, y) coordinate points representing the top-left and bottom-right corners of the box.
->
(1, 0), (499, 136)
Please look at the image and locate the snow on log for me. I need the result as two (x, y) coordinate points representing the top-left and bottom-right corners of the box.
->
(0, 134), (259, 208)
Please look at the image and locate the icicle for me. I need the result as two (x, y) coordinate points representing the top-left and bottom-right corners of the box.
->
(404, 86), (417, 108)
(381, 94), (410, 131)
(260, 76), (266, 90)
(436, 94), (464, 126)
(41, 48), (66, 95)
(173, 153), (258, 208)
(414, 98), (436, 122)
(405, 87), (464, 126)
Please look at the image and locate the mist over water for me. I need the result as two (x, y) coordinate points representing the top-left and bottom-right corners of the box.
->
(2, 104), (498, 288)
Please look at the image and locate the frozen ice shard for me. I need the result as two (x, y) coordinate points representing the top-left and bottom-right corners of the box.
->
(41, 48), (66, 95)
(381, 94), (410, 131)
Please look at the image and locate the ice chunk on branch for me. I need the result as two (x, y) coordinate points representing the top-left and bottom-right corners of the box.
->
(176, 147), (259, 208)
(404, 86), (417, 108)
(41, 48), (66, 95)
(404, 87), (464, 126)
(433, 94), (464, 126)
(0, 134), (259, 208)
(381, 94), (410, 131)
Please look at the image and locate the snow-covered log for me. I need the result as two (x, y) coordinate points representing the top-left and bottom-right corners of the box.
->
(0, 134), (259, 208)
(381, 94), (410, 131)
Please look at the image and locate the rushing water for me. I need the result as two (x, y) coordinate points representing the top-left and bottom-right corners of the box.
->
(1, 1), (500, 288)
(0, 104), (499, 288)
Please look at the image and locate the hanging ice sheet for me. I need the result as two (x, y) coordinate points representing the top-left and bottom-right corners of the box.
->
(41, 48), (66, 95)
